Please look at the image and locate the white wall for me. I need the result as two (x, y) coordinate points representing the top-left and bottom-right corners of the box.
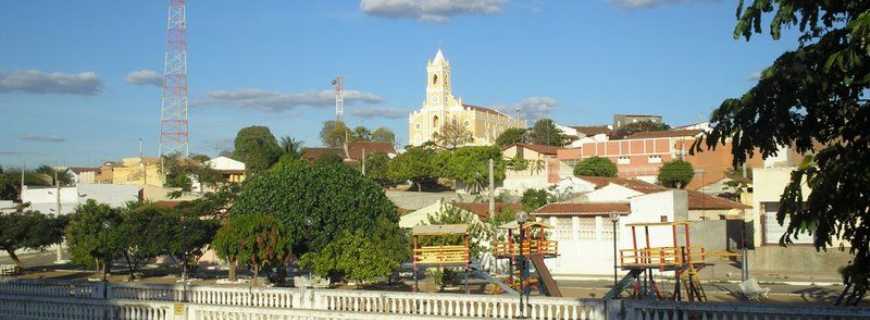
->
(206, 156), (245, 171)
(21, 184), (139, 215)
(77, 184), (139, 208)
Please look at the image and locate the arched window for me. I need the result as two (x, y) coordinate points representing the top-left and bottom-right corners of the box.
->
(432, 74), (438, 85)
(433, 115), (440, 128)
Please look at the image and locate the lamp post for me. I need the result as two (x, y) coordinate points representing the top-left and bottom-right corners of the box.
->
(609, 212), (620, 288)
(515, 210), (529, 319)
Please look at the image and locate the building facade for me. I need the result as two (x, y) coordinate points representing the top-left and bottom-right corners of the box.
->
(612, 114), (663, 128)
(111, 157), (164, 187)
(409, 50), (524, 146)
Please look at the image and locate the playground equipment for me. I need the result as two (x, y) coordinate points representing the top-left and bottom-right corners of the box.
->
(492, 221), (562, 297)
(410, 224), (471, 292)
(605, 222), (708, 302)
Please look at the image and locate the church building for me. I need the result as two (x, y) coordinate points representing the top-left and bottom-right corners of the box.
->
(409, 50), (525, 146)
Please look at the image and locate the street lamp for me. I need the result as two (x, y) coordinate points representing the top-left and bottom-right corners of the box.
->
(609, 212), (620, 288)
(515, 210), (529, 318)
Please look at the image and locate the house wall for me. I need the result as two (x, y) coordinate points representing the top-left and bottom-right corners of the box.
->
(112, 158), (164, 187)
(77, 184), (139, 208)
(502, 146), (557, 193)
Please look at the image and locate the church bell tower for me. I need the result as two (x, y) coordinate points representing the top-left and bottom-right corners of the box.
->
(426, 49), (452, 110)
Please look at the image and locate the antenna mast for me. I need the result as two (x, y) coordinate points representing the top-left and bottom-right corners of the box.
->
(332, 76), (344, 122)
(159, 0), (190, 157)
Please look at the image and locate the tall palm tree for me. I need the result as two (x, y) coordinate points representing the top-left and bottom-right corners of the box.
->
(279, 136), (304, 159)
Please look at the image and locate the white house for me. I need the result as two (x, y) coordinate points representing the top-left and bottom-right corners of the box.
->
(533, 190), (689, 276)
(21, 183), (139, 215)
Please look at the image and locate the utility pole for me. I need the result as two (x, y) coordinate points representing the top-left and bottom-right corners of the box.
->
(54, 169), (64, 263)
(361, 148), (367, 176)
(488, 158), (495, 218)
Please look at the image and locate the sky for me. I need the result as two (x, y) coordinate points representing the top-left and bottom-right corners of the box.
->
(0, 0), (800, 167)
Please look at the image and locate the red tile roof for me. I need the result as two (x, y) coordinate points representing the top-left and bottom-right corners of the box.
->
(453, 202), (522, 220)
(346, 141), (396, 161)
(625, 129), (703, 139)
(533, 202), (630, 216)
(505, 144), (559, 156)
(576, 176), (667, 194)
(301, 147), (344, 162)
(687, 190), (751, 210)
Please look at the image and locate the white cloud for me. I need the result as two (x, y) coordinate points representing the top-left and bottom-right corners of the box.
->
(126, 69), (162, 87)
(0, 70), (101, 95)
(19, 134), (66, 143)
(610, 0), (715, 9)
(360, 0), (506, 22)
(351, 107), (408, 119)
(513, 96), (557, 120)
(195, 88), (383, 112)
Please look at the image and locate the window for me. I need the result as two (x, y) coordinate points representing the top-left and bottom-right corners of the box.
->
(660, 215), (668, 223)
(648, 155), (662, 164)
(578, 218), (597, 240)
(617, 156), (631, 165)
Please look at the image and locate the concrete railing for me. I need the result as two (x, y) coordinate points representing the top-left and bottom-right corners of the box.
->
(313, 289), (603, 319)
(621, 300), (870, 320)
(0, 295), (174, 320)
(108, 283), (298, 308)
(0, 279), (104, 299)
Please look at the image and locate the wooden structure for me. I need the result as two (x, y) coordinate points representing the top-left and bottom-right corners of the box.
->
(492, 221), (562, 297)
(410, 224), (471, 292)
(493, 221), (558, 258)
(610, 222), (707, 302)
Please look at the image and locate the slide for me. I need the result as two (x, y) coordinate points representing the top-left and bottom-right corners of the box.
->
(469, 269), (519, 296)
(603, 269), (642, 300)
(529, 254), (562, 297)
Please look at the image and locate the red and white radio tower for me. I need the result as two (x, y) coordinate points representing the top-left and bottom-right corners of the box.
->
(159, 0), (190, 157)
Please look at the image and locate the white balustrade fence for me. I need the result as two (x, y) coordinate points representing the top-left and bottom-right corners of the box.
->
(621, 300), (870, 320)
(2, 280), (870, 320)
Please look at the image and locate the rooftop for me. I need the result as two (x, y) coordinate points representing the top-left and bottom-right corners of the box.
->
(453, 202), (523, 220)
(504, 143), (559, 156)
(624, 129), (703, 140)
(533, 202), (631, 216)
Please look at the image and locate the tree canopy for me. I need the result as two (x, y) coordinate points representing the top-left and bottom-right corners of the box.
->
(573, 156), (618, 177)
(432, 118), (474, 149)
(233, 126), (282, 174)
(530, 119), (569, 146)
(363, 152), (394, 187)
(437, 146), (505, 194)
(371, 127), (397, 145)
(320, 120), (352, 147)
(230, 158), (404, 281)
(388, 146), (439, 191)
(695, 0), (870, 304)
(657, 160), (694, 189)
(279, 136), (304, 160)
(496, 128), (528, 147)
(214, 213), (292, 286)
(0, 211), (65, 268)
(521, 189), (549, 212)
(66, 200), (124, 280)
(611, 120), (671, 139)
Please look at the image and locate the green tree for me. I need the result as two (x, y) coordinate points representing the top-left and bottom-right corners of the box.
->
(34, 165), (73, 186)
(364, 152), (393, 187)
(432, 118), (473, 149)
(496, 128), (528, 147)
(190, 154), (210, 162)
(66, 200), (124, 281)
(314, 152), (344, 167)
(388, 147), (438, 191)
(116, 204), (175, 281)
(611, 120), (671, 139)
(0, 211), (65, 269)
(573, 156), (618, 177)
(320, 120), (352, 147)
(521, 189), (549, 212)
(166, 210), (219, 281)
(299, 217), (406, 284)
(529, 119), (569, 146)
(214, 213), (292, 287)
(279, 136), (304, 160)
(231, 158), (401, 282)
(233, 126), (282, 174)
(162, 153), (223, 192)
(657, 160), (694, 189)
(371, 127), (397, 145)
(439, 146), (505, 194)
(695, 1), (870, 304)
(353, 126), (371, 142)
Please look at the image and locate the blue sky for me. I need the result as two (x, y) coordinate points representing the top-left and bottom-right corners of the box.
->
(0, 0), (798, 167)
